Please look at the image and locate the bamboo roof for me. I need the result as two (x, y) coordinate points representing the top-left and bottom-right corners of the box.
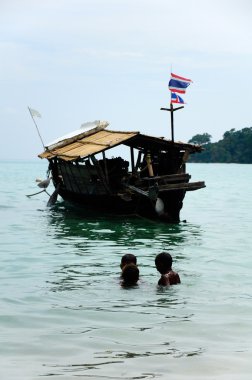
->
(39, 125), (203, 162)
(39, 129), (139, 161)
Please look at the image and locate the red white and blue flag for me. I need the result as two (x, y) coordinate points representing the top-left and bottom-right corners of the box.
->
(168, 73), (192, 94)
(171, 92), (185, 104)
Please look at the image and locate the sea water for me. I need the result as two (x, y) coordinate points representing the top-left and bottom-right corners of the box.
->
(0, 161), (252, 379)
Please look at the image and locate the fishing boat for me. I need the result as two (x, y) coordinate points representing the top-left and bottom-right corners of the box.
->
(38, 119), (205, 222)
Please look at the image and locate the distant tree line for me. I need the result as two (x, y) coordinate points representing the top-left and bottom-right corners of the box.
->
(188, 127), (252, 163)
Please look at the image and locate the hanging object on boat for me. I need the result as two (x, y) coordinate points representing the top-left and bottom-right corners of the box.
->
(155, 198), (165, 216)
(26, 177), (52, 197)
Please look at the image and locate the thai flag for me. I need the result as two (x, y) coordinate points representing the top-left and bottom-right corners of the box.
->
(171, 92), (185, 104)
(168, 73), (192, 94)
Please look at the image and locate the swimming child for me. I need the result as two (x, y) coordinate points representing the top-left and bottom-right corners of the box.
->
(121, 263), (139, 286)
(155, 252), (181, 286)
(120, 253), (137, 270)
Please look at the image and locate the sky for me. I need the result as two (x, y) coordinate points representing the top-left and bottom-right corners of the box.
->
(1, 0), (252, 160)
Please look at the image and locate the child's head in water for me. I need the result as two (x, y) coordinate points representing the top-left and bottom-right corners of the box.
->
(155, 252), (172, 274)
(120, 253), (137, 270)
(155, 252), (180, 286)
(121, 263), (139, 286)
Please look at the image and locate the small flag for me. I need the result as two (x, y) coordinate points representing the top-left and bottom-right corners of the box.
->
(171, 92), (185, 104)
(168, 73), (192, 94)
(29, 107), (41, 118)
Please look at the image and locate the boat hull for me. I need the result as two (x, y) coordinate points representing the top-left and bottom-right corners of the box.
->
(57, 187), (186, 223)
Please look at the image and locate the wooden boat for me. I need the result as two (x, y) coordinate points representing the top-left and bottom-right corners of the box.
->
(38, 120), (205, 222)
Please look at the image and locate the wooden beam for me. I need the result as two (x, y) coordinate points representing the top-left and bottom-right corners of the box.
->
(158, 181), (205, 192)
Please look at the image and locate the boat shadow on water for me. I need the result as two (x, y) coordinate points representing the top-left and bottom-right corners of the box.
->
(44, 199), (202, 244)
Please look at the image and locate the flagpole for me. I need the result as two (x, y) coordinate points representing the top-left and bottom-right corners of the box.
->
(160, 102), (184, 142)
(170, 67), (174, 142)
(170, 102), (174, 142)
(28, 107), (45, 149)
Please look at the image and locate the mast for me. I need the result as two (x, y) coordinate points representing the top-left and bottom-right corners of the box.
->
(160, 103), (184, 142)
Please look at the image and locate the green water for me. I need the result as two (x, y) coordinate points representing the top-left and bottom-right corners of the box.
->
(0, 161), (252, 379)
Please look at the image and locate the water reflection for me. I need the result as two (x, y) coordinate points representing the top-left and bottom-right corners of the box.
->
(44, 201), (203, 246)
(42, 345), (204, 378)
(94, 347), (204, 359)
(43, 364), (159, 379)
(47, 262), (108, 292)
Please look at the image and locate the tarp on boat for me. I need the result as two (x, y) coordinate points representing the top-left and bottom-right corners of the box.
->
(45, 120), (110, 150)
(39, 122), (203, 161)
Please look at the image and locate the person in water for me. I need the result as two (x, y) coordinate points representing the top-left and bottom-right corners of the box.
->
(155, 252), (181, 286)
(120, 253), (137, 270)
(121, 263), (139, 286)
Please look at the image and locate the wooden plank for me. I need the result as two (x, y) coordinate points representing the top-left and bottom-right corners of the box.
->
(123, 184), (149, 197)
(124, 181), (206, 197)
(139, 173), (191, 183)
(158, 181), (205, 192)
(184, 182), (206, 191)
(141, 173), (190, 181)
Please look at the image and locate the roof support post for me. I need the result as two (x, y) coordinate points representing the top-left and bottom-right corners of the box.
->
(102, 151), (109, 184)
(130, 146), (135, 174)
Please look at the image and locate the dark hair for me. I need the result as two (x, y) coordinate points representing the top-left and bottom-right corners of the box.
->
(155, 252), (172, 274)
(121, 253), (137, 268)
(121, 264), (139, 285)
